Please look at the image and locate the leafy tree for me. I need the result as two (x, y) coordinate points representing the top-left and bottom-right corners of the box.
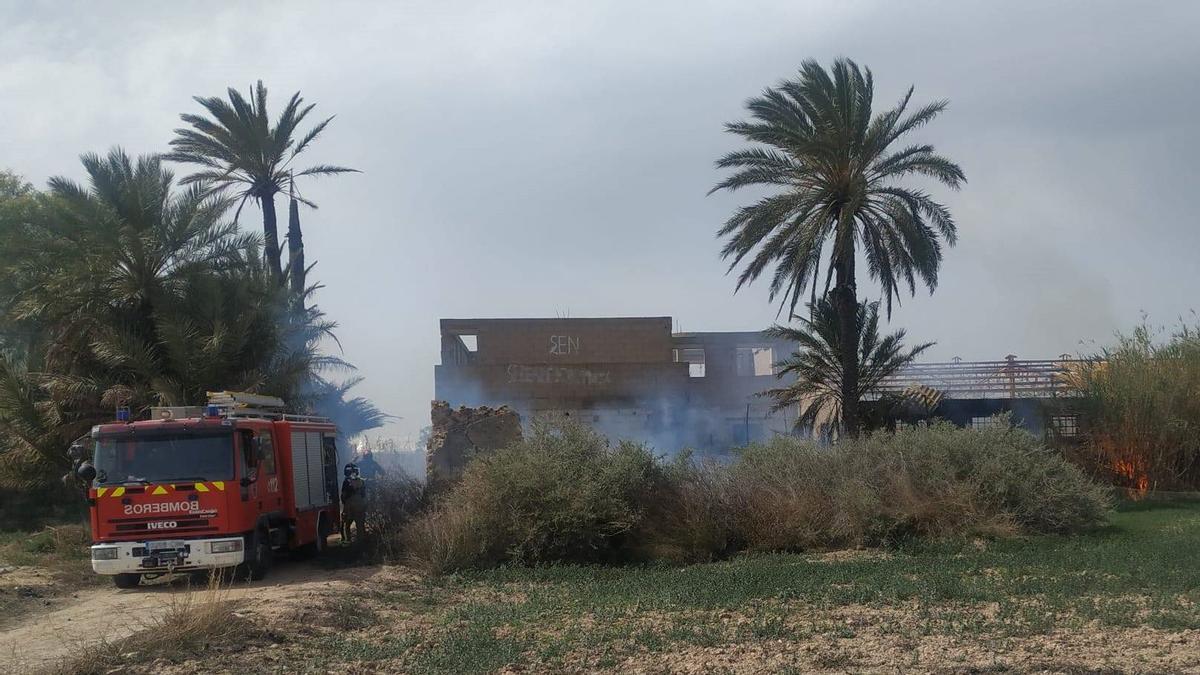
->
(307, 375), (392, 441)
(764, 297), (932, 438)
(0, 171), (41, 359)
(0, 170), (33, 200)
(0, 150), (380, 489)
(164, 81), (356, 289)
(712, 59), (964, 435)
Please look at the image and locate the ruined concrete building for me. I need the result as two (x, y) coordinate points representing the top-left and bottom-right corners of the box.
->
(425, 401), (522, 488)
(435, 317), (797, 452)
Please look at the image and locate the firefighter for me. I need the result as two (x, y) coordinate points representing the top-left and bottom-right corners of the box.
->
(356, 447), (385, 479)
(340, 462), (367, 545)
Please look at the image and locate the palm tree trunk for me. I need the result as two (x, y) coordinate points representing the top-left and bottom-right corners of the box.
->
(261, 195), (283, 284)
(834, 250), (860, 438)
(287, 194), (306, 301)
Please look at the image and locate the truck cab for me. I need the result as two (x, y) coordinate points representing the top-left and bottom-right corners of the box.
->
(82, 393), (341, 588)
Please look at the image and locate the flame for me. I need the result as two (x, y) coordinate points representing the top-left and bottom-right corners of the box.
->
(1112, 458), (1149, 498)
(1093, 435), (1150, 499)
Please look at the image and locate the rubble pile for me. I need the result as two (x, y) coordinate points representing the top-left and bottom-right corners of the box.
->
(426, 401), (522, 488)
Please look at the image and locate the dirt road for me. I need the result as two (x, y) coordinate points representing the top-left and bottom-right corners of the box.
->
(0, 558), (382, 674)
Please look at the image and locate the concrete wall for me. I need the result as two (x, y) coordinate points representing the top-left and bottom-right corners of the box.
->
(440, 317), (673, 366)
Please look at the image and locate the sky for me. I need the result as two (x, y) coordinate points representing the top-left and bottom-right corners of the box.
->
(2, 0), (1198, 442)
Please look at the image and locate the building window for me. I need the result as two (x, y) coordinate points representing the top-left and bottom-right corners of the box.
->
(1051, 415), (1078, 437)
(675, 348), (706, 378)
(459, 334), (478, 352)
(736, 347), (775, 376)
(971, 416), (1004, 429)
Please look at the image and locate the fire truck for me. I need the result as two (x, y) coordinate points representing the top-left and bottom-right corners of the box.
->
(73, 392), (342, 588)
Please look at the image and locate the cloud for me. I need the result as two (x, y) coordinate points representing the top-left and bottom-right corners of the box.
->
(2, 0), (1198, 438)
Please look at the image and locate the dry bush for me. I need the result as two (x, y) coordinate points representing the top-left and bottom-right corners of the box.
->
(402, 498), (489, 576)
(403, 420), (662, 574)
(636, 454), (737, 563)
(363, 470), (426, 562)
(729, 420), (1109, 552)
(401, 419), (1109, 575)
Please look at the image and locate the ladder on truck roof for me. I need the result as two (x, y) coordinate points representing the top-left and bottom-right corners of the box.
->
(205, 391), (332, 424)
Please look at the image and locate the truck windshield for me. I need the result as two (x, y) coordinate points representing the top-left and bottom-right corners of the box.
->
(93, 432), (234, 485)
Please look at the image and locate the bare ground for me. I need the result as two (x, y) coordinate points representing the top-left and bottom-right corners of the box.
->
(0, 558), (385, 674)
(4, 560), (1199, 674)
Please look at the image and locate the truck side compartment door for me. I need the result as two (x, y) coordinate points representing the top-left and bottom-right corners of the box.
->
(258, 431), (282, 511)
(321, 435), (339, 506)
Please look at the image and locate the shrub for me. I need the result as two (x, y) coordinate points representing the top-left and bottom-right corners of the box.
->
(403, 421), (662, 573)
(363, 471), (426, 562)
(403, 418), (1110, 574)
(636, 453), (737, 563)
(729, 420), (1110, 551)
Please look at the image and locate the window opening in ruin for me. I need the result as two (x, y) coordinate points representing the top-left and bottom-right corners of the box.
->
(736, 347), (775, 376)
(971, 416), (1004, 429)
(459, 334), (478, 352)
(675, 348), (706, 378)
(1050, 415), (1078, 437)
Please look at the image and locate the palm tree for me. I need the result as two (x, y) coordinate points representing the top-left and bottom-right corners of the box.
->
(0, 149), (347, 487)
(304, 375), (391, 440)
(764, 297), (933, 439)
(712, 59), (964, 436)
(286, 181), (306, 298)
(164, 81), (356, 286)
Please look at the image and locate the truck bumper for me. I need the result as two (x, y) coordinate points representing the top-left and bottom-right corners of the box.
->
(91, 537), (245, 575)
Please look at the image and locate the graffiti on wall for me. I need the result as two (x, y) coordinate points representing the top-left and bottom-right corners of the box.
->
(548, 335), (581, 355)
(506, 364), (611, 386)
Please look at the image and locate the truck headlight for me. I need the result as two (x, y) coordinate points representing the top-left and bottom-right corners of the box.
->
(209, 540), (243, 554)
(91, 547), (119, 560)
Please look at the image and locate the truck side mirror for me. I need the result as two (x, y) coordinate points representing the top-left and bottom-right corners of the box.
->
(76, 462), (97, 482)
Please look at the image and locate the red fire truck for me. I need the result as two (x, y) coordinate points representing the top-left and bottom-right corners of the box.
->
(76, 392), (342, 588)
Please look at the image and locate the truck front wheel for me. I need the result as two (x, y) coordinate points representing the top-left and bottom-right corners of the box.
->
(112, 573), (141, 589)
(239, 531), (272, 581)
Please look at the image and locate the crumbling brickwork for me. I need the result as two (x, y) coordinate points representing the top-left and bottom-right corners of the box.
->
(426, 401), (522, 488)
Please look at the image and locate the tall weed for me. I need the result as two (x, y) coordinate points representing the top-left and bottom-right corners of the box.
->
(1072, 321), (1200, 490)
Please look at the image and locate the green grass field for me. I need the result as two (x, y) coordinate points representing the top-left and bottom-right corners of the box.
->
(31, 501), (1200, 674)
(279, 500), (1200, 673)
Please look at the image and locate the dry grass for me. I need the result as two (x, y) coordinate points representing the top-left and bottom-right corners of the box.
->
(402, 498), (488, 576)
(48, 574), (253, 675)
(0, 523), (98, 628)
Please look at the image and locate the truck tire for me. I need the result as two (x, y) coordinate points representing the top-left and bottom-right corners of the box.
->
(313, 513), (330, 555)
(112, 573), (141, 589)
(239, 531), (272, 581)
(298, 514), (331, 558)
